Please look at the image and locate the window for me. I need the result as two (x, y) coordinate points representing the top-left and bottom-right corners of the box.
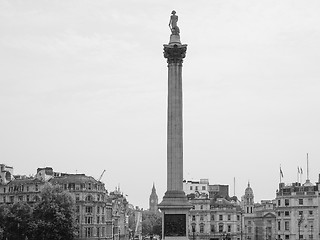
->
(309, 211), (313, 215)
(26, 195), (29, 202)
(10, 196), (14, 203)
(285, 235), (289, 239)
(76, 194), (80, 201)
(227, 225), (231, 232)
(97, 216), (100, 224)
(3, 187), (6, 193)
(248, 226), (252, 234)
(35, 184), (39, 191)
(86, 195), (93, 202)
(85, 217), (93, 224)
(219, 224), (223, 233)
(200, 205), (203, 210)
(200, 215), (204, 221)
(85, 227), (93, 237)
(211, 225), (215, 233)
(18, 195), (23, 201)
(190, 186), (193, 190)
(219, 215), (223, 221)
(3, 196), (6, 203)
(102, 227), (105, 237)
(76, 205), (80, 213)
(284, 211), (289, 216)
(86, 206), (93, 214)
(200, 225), (204, 233)
(299, 199), (303, 205)
(97, 227), (100, 237)
(237, 215), (240, 221)
(278, 199), (281, 206)
(102, 216), (105, 223)
(211, 215), (215, 221)
(248, 221), (252, 225)
(299, 211), (303, 216)
(97, 206), (100, 214)
(88, 183), (92, 190)
(278, 221), (281, 231)
(192, 215), (196, 221)
(228, 215), (231, 221)
(202, 186), (206, 190)
(195, 186), (198, 190)
(285, 221), (289, 231)
(285, 199), (289, 206)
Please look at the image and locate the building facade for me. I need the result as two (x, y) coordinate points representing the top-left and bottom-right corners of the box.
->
(241, 182), (276, 240)
(0, 165), (115, 240)
(275, 178), (320, 240)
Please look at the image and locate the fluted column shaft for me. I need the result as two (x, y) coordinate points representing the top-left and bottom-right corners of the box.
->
(164, 44), (187, 193)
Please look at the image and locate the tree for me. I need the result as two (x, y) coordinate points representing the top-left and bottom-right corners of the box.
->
(0, 202), (34, 239)
(31, 183), (76, 240)
(142, 210), (162, 237)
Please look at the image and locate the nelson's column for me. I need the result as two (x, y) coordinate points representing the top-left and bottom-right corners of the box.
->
(158, 10), (192, 240)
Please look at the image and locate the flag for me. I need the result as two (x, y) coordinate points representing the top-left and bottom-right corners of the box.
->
(300, 167), (303, 174)
(280, 168), (284, 177)
(298, 167), (300, 174)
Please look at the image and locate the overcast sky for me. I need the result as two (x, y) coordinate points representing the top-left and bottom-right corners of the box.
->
(1, 0), (320, 209)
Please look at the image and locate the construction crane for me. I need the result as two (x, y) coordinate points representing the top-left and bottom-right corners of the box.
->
(97, 170), (106, 182)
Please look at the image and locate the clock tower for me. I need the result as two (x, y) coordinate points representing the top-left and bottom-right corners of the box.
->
(149, 183), (158, 213)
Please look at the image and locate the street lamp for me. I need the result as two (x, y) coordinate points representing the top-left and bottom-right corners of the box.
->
(192, 225), (195, 240)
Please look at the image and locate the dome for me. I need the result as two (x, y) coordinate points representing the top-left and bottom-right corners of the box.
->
(245, 182), (254, 196)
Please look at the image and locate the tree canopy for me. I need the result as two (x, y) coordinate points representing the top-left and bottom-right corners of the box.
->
(0, 183), (76, 240)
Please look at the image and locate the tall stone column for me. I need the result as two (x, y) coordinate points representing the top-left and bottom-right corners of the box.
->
(158, 10), (192, 240)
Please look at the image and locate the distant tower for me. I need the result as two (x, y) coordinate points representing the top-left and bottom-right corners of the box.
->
(242, 182), (254, 214)
(149, 183), (158, 213)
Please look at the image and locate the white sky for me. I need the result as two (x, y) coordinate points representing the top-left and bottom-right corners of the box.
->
(1, 0), (320, 209)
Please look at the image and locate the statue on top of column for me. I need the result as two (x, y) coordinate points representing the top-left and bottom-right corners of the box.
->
(169, 10), (180, 35)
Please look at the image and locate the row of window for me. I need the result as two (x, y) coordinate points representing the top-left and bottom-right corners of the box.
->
(75, 193), (105, 202)
(277, 210), (313, 217)
(277, 220), (314, 231)
(2, 185), (40, 193)
(62, 182), (104, 192)
(2, 194), (40, 203)
(75, 215), (106, 224)
(191, 214), (240, 221)
(84, 226), (107, 238)
(192, 223), (239, 233)
(76, 205), (110, 216)
(189, 186), (206, 191)
(277, 198), (314, 206)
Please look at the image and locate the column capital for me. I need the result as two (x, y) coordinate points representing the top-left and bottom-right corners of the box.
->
(163, 44), (187, 64)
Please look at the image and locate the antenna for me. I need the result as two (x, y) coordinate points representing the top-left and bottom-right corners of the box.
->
(234, 177), (236, 196)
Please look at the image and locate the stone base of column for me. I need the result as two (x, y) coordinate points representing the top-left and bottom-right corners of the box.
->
(158, 191), (192, 240)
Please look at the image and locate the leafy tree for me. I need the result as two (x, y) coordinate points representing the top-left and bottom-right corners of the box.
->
(142, 210), (162, 237)
(31, 183), (76, 240)
(0, 202), (34, 240)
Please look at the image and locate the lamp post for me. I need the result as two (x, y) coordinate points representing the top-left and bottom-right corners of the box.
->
(192, 225), (195, 240)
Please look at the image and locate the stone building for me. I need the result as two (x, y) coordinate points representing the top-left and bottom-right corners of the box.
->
(187, 182), (242, 240)
(183, 179), (210, 196)
(275, 178), (320, 240)
(49, 173), (113, 239)
(0, 165), (115, 240)
(241, 183), (276, 240)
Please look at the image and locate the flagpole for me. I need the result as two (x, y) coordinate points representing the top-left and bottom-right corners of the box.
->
(307, 153), (309, 181)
